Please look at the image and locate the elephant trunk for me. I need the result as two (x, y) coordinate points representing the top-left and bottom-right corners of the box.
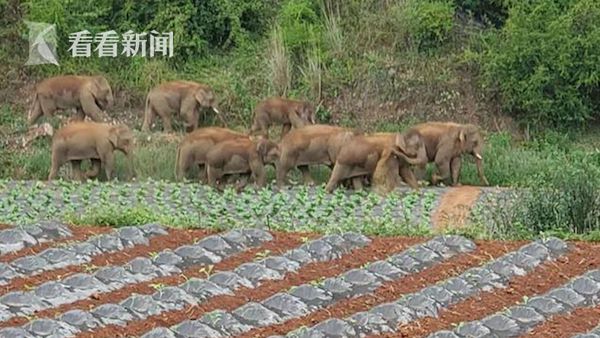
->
(392, 145), (427, 166)
(474, 156), (489, 185)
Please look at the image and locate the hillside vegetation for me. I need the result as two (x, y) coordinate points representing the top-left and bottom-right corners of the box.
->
(1, 0), (600, 237)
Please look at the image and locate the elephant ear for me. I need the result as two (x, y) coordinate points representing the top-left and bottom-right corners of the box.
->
(107, 126), (119, 148)
(393, 133), (407, 156)
(458, 129), (466, 144)
(255, 137), (269, 157)
(194, 88), (212, 107)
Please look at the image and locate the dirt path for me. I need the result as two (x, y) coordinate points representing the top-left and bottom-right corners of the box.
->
(432, 186), (482, 231)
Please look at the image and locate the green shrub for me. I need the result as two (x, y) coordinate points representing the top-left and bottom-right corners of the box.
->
(454, 0), (508, 27)
(278, 0), (323, 57)
(404, 0), (455, 51)
(480, 0), (600, 126)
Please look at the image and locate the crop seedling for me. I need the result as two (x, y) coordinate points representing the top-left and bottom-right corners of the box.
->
(199, 265), (214, 278)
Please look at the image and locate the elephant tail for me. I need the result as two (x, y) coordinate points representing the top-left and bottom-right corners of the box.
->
(174, 143), (182, 181)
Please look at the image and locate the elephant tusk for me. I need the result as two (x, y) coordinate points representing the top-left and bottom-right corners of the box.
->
(212, 107), (221, 115)
(474, 153), (482, 160)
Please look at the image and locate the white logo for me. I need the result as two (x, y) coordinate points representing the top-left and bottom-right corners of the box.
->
(25, 21), (59, 66)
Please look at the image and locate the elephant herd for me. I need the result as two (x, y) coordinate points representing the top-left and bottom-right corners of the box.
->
(30, 74), (489, 192)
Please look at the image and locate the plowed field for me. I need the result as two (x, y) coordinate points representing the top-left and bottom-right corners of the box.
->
(0, 221), (598, 338)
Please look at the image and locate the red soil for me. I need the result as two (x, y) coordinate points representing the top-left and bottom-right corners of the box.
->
(0, 231), (316, 328)
(521, 305), (600, 338)
(76, 236), (425, 338)
(0, 228), (214, 294)
(243, 239), (522, 338)
(0, 225), (111, 263)
(379, 241), (600, 338)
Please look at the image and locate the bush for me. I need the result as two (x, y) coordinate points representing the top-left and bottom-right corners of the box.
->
(480, 0), (600, 126)
(277, 0), (323, 58)
(454, 0), (508, 27)
(404, 0), (455, 51)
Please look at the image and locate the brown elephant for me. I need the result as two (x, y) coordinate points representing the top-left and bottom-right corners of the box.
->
(411, 122), (489, 186)
(28, 75), (113, 125)
(276, 124), (360, 187)
(174, 127), (249, 181)
(48, 122), (135, 181)
(141, 80), (224, 133)
(325, 130), (427, 193)
(250, 97), (316, 139)
(205, 137), (280, 190)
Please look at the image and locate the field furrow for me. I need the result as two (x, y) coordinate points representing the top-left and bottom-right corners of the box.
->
(189, 235), (478, 338)
(572, 323), (600, 338)
(282, 237), (568, 337)
(427, 266), (600, 338)
(386, 241), (600, 337)
(0, 228), (280, 327)
(0, 224), (206, 295)
(0, 221), (80, 260)
(75, 232), (374, 338)
(244, 238), (518, 338)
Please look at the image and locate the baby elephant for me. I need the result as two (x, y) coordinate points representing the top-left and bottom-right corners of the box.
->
(325, 129), (427, 193)
(205, 137), (280, 190)
(250, 97), (315, 139)
(175, 127), (249, 182)
(48, 122), (135, 181)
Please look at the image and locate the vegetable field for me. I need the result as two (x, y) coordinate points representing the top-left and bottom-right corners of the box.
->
(0, 221), (597, 337)
(0, 180), (516, 234)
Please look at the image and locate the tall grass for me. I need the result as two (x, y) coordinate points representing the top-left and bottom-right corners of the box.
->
(266, 25), (292, 96)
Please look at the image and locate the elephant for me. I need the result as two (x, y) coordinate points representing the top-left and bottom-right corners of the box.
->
(205, 137), (280, 190)
(174, 127), (249, 182)
(325, 129), (427, 193)
(250, 97), (316, 140)
(141, 80), (224, 133)
(411, 122), (489, 186)
(276, 124), (361, 187)
(28, 75), (113, 125)
(48, 122), (135, 181)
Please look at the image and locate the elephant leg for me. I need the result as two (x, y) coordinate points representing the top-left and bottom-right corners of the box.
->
(207, 165), (223, 189)
(197, 164), (208, 184)
(276, 156), (294, 188)
(280, 124), (291, 140)
(180, 97), (199, 132)
(27, 97), (44, 125)
(86, 159), (102, 179)
(101, 152), (115, 181)
(352, 177), (364, 190)
(432, 157), (451, 186)
(450, 157), (462, 186)
(162, 114), (173, 133)
(235, 175), (250, 192)
(299, 165), (315, 185)
(251, 117), (269, 138)
(141, 103), (155, 132)
(80, 91), (106, 122)
(400, 166), (419, 190)
(70, 160), (85, 181)
(325, 163), (348, 193)
(414, 164), (427, 181)
(39, 97), (56, 119)
(73, 108), (86, 122)
(47, 153), (64, 181)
